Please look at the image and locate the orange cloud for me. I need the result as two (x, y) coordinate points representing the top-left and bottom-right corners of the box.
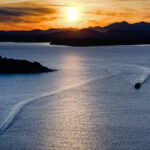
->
(0, 0), (150, 30)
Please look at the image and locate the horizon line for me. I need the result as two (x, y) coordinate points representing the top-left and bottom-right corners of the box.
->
(1, 21), (150, 32)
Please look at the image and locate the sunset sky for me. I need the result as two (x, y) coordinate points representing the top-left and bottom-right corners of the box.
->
(0, 0), (150, 30)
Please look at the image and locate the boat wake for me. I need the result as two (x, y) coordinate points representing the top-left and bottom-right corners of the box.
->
(116, 63), (150, 87)
(138, 67), (150, 85)
(1, 63), (150, 135)
(0, 71), (121, 135)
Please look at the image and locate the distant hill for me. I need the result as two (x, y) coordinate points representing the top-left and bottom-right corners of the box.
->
(90, 21), (150, 32)
(0, 21), (150, 46)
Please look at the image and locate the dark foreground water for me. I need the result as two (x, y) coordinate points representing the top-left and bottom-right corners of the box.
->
(0, 43), (150, 150)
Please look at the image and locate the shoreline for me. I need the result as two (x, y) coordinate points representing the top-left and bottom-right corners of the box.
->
(1, 41), (150, 47)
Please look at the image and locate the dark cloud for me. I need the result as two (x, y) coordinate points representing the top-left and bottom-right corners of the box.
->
(0, 3), (57, 23)
(0, 7), (56, 16)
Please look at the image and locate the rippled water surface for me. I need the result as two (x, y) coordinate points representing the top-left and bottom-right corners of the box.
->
(0, 43), (150, 149)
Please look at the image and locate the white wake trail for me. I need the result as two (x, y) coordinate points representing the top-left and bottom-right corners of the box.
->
(0, 71), (121, 135)
(1, 63), (149, 135)
(138, 67), (150, 85)
(116, 63), (150, 86)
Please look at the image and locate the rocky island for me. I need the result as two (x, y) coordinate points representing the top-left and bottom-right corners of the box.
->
(0, 56), (56, 74)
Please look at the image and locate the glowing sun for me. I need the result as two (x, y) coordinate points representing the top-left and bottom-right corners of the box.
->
(67, 8), (79, 22)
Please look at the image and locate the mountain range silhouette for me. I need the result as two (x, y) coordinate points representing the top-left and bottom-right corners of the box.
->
(1, 21), (150, 46)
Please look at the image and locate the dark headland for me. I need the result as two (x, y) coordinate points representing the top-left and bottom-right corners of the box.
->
(0, 56), (56, 74)
(1, 21), (150, 46)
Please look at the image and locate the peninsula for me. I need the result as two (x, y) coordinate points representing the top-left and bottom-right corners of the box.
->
(0, 56), (56, 74)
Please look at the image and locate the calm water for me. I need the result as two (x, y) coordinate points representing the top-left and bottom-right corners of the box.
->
(0, 43), (150, 149)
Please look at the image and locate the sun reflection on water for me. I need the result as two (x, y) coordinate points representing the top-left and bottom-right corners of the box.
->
(42, 53), (97, 149)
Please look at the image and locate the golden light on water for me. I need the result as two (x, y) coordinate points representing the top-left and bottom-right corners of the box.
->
(42, 53), (96, 149)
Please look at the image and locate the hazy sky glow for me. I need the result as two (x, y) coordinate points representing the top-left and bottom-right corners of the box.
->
(0, 0), (150, 30)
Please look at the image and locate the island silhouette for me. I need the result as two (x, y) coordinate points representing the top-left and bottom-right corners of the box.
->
(0, 56), (56, 74)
